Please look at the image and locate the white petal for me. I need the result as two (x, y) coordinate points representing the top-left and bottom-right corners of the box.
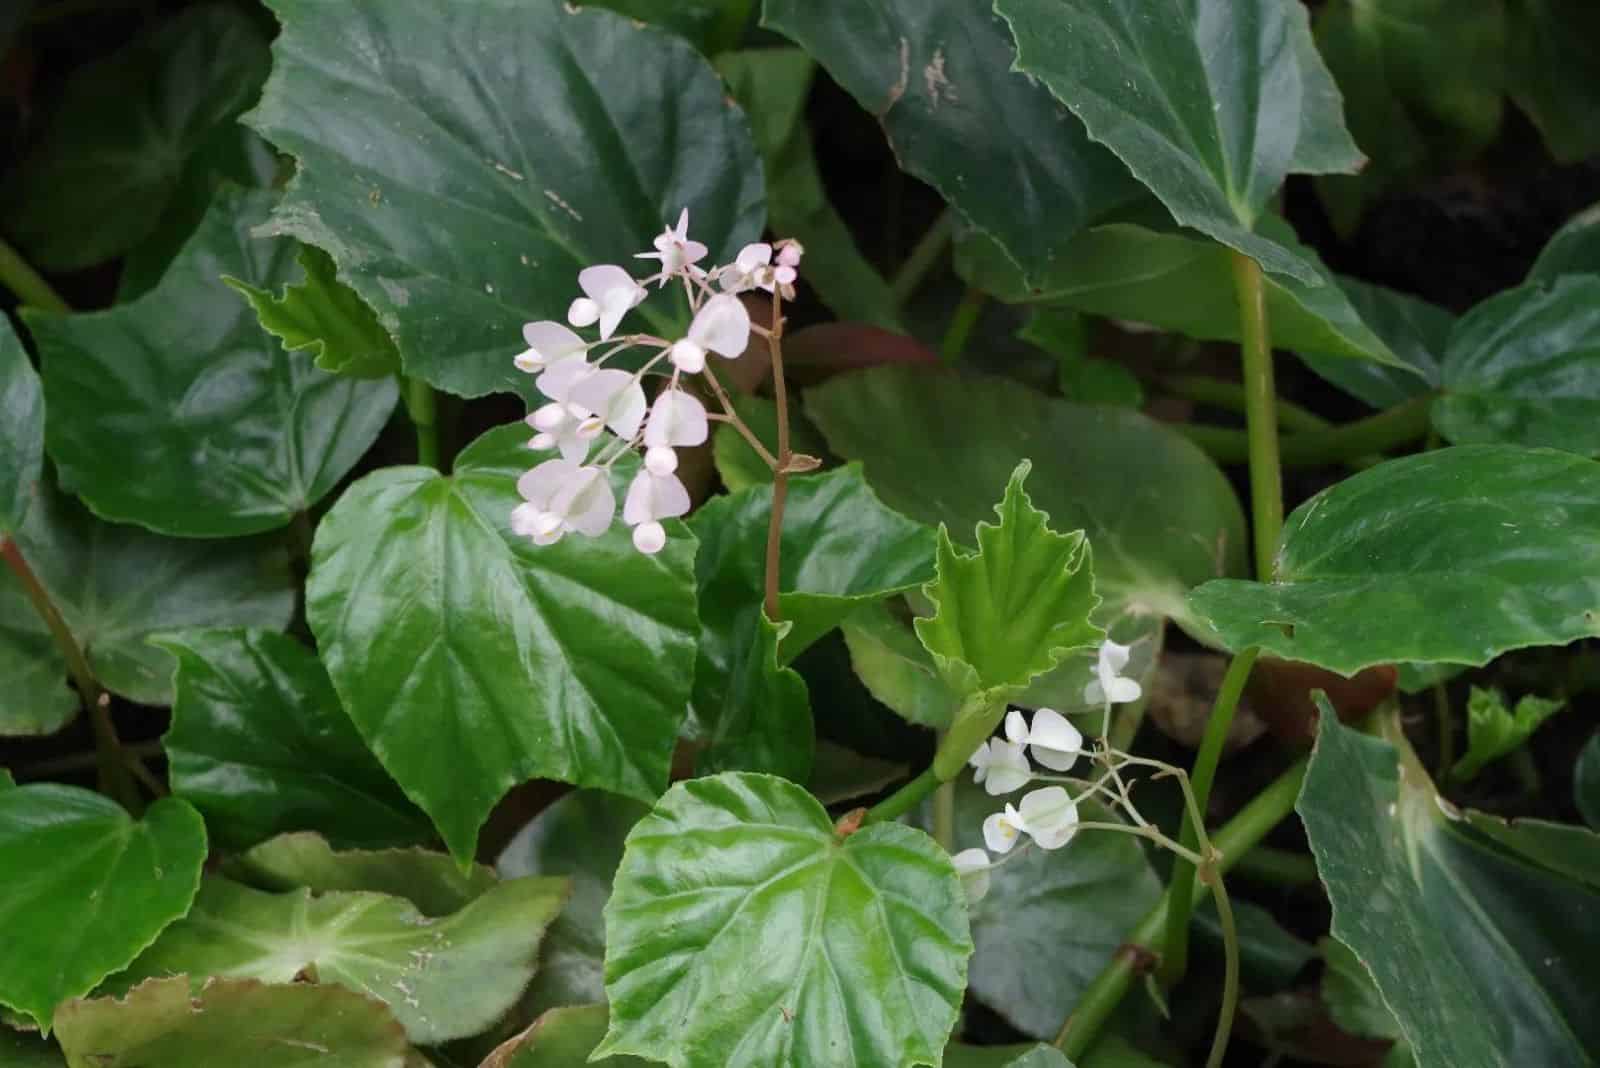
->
(688, 294), (751, 358)
(1026, 708), (1083, 772)
(509, 502), (542, 537)
(1099, 639), (1133, 676)
(558, 467), (616, 537)
(579, 265), (646, 340)
(982, 812), (1021, 855)
(735, 242), (772, 272)
(1083, 679), (1106, 706)
(521, 321), (586, 369)
(535, 358), (593, 405)
(529, 403), (568, 433)
(669, 339), (706, 373)
(981, 740), (1031, 796)
(644, 390), (709, 448)
(1004, 708), (1029, 745)
(567, 297), (599, 328)
(623, 469), (690, 525)
(632, 520), (667, 555)
(776, 241), (803, 267)
(968, 739), (994, 772)
(570, 369), (647, 439)
(950, 848), (991, 905)
(516, 458), (578, 508)
(645, 446), (678, 475)
(1105, 677), (1143, 704)
(1018, 787), (1079, 850)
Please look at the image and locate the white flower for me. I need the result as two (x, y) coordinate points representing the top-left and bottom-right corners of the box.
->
(950, 848), (991, 904)
(514, 321), (586, 374)
(644, 390), (708, 449)
(1005, 708), (1084, 773)
(511, 459), (615, 545)
(1015, 786), (1079, 850)
(982, 802), (1027, 854)
(567, 264), (646, 340)
(718, 242), (772, 293)
(568, 369), (648, 440)
(623, 467), (690, 555)
(969, 738), (1031, 796)
(635, 208), (708, 287)
(670, 293), (752, 372)
(1083, 639), (1143, 706)
(525, 402), (600, 462)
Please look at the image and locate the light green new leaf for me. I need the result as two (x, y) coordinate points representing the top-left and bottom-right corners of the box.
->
(599, 773), (972, 1068)
(841, 600), (957, 730)
(1299, 707), (1600, 1066)
(1505, 0), (1600, 162)
(305, 425), (699, 863)
(1528, 202), (1600, 283)
(158, 629), (430, 851)
(996, 0), (1362, 283)
(0, 788), (206, 1031)
(496, 790), (649, 1015)
(53, 977), (408, 1068)
(227, 245), (401, 379)
(1449, 686), (1564, 783)
(118, 876), (568, 1045)
(1434, 275), (1600, 456)
(1189, 446), (1600, 676)
(763, 0), (1140, 286)
(0, 316), (41, 535)
(248, 0), (764, 400)
(480, 1004), (652, 1067)
(24, 187), (397, 538)
(0, 6), (270, 271)
(225, 832), (496, 918)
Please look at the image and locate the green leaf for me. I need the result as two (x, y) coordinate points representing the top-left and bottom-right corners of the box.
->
(495, 790), (648, 1015)
(227, 245), (401, 379)
(0, 479), (296, 712)
(717, 48), (901, 330)
(687, 465), (935, 778)
(709, 393), (828, 493)
(1505, 0), (1600, 162)
(24, 186), (397, 538)
(53, 977), (408, 1068)
(946, 1048), (1074, 1068)
(305, 425), (699, 863)
(119, 876), (568, 1045)
(1577, 733), (1600, 830)
(1318, 936), (1411, 1056)
(247, 0), (764, 400)
(1528, 201), (1600, 283)
(956, 210), (1407, 367)
(1189, 445), (1600, 675)
(584, 0), (751, 53)
(1299, 706), (1600, 1066)
(1434, 275), (1600, 456)
(996, 0), (1361, 284)
(0, 1029), (64, 1068)
(480, 1004), (652, 1068)
(225, 832), (496, 918)
(762, 0), (1139, 286)
(1295, 278), (1450, 410)
(1449, 686), (1564, 783)
(0, 6), (271, 271)
(840, 600), (956, 730)
(598, 772), (972, 1068)
(157, 629), (430, 851)
(807, 740), (908, 806)
(918, 779), (1161, 1040)
(0, 315), (42, 534)
(0, 788), (207, 1030)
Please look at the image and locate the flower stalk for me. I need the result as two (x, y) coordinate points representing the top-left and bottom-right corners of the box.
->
(764, 287), (790, 623)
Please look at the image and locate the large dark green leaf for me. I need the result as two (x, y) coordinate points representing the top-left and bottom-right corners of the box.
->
(225, 832), (495, 918)
(247, 0), (764, 400)
(0, 316), (41, 534)
(0, 788), (206, 1030)
(1528, 202), (1600, 283)
(0, 480), (295, 713)
(1299, 708), (1600, 1066)
(53, 977), (408, 1068)
(157, 629), (430, 851)
(1189, 446), (1600, 675)
(496, 790), (649, 1014)
(763, 0), (1140, 286)
(305, 425), (699, 863)
(687, 465), (934, 779)
(25, 187), (396, 538)
(598, 772), (972, 1068)
(0, 6), (271, 271)
(1434, 276), (1600, 455)
(1505, 0), (1600, 162)
(1295, 278), (1450, 410)
(117, 876), (568, 1045)
(996, 0), (1362, 283)
(586, 0), (751, 54)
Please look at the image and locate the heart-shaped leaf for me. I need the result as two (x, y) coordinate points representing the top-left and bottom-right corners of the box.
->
(1299, 706), (1600, 1066)
(24, 186), (397, 538)
(1189, 445), (1600, 675)
(53, 977), (408, 1068)
(247, 0), (764, 399)
(763, 0), (1140, 286)
(996, 0), (1362, 283)
(158, 629), (430, 851)
(599, 772), (972, 1067)
(496, 790), (649, 1015)
(225, 832), (496, 918)
(305, 425), (699, 863)
(0, 787), (207, 1030)
(0, 6), (271, 271)
(0, 315), (41, 535)
(118, 876), (569, 1044)
(227, 244), (401, 379)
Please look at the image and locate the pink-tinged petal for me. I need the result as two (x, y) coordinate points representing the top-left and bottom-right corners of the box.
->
(569, 369), (646, 438)
(688, 294), (751, 358)
(567, 297), (599, 328)
(521, 321), (586, 368)
(535, 358), (593, 404)
(735, 242), (772, 272)
(644, 390), (708, 448)
(624, 470), (689, 525)
(559, 467), (615, 537)
(632, 520), (667, 555)
(517, 458), (579, 508)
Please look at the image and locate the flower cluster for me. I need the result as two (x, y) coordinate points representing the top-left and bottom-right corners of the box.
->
(951, 640), (1143, 903)
(510, 209), (802, 554)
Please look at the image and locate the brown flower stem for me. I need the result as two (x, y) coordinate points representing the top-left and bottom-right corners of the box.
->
(763, 289), (790, 623)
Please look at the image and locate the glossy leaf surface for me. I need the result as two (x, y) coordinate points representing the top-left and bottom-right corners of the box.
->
(1295, 278), (1450, 409)
(305, 426), (699, 862)
(0, 315), (41, 534)
(1528, 202), (1600, 283)
(224, 832), (495, 918)
(599, 773), (972, 1068)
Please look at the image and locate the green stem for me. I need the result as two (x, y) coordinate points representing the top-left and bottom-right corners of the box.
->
(1230, 251), (1282, 579)
(1160, 647), (1259, 986)
(863, 767), (941, 824)
(1162, 374), (1329, 435)
(1231, 844), (1319, 886)
(1203, 866), (1241, 1068)
(889, 209), (955, 308)
(1057, 756), (1309, 1059)
(0, 235), (70, 313)
(940, 287), (985, 365)
(1175, 393), (1434, 468)
(932, 729), (955, 851)
(402, 377), (440, 469)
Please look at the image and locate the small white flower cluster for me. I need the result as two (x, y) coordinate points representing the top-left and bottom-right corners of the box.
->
(949, 641), (1143, 904)
(510, 209), (802, 555)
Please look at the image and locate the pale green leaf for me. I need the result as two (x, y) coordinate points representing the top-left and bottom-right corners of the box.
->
(226, 245), (400, 379)
(1449, 686), (1564, 783)
(225, 832), (496, 918)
